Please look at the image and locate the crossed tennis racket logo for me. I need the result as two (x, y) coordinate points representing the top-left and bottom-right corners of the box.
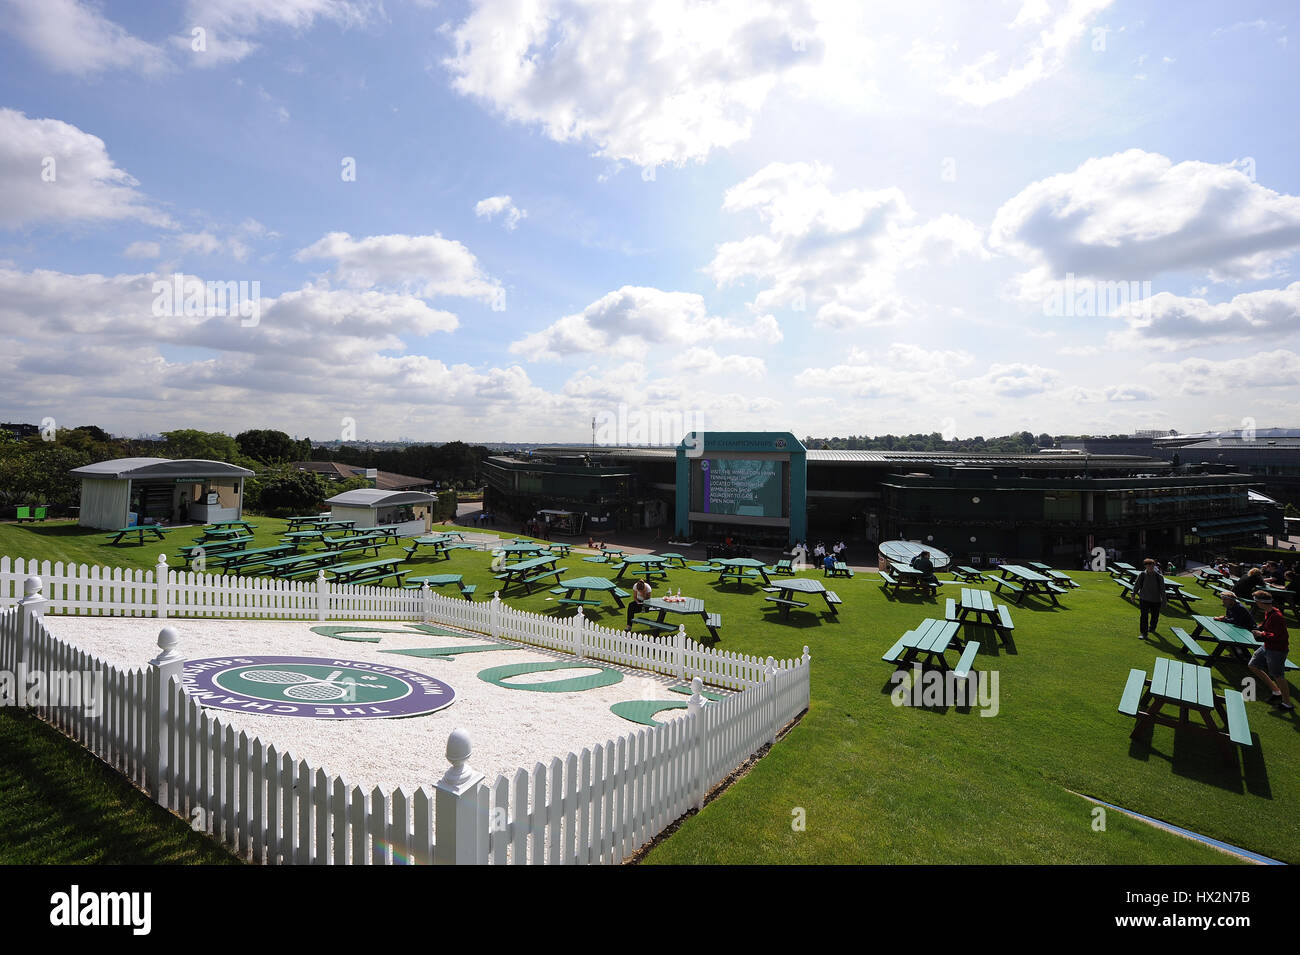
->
(238, 668), (390, 702)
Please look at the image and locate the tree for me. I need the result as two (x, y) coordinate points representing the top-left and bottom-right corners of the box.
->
(244, 468), (325, 516)
(161, 430), (244, 464)
(236, 429), (300, 465)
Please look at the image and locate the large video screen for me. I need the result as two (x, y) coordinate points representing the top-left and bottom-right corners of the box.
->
(693, 458), (786, 517)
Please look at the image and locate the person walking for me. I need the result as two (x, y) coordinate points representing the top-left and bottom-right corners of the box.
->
(1131, 557), (1166, 640)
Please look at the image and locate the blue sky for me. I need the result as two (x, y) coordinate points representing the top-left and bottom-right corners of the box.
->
(1, 0), (1297, 443)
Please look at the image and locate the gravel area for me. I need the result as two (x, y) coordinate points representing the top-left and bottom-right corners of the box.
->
(42, 616), (706, 790)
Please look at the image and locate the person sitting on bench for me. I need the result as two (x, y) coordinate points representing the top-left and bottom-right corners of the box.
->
(910, 550), (939, 590)
(1214, 591), (1255, 630)
(626, 578), (653, 626)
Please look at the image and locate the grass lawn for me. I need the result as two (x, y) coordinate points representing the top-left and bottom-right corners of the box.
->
(0, 518), (1290, 864)
(0, 706), (239, 864)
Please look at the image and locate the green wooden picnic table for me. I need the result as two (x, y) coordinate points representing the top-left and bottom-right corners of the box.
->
(285, 515), (330, 531)
(995, 565), (1065, 606)
(712, 557), (771, 587)
(1185, 615), (1278, 666)
(494, 543), (546, 561)
(493, 555), (565, 594)
(881, 618), (974, 675)
(206, 520), (257, 533)
(403, 573), (475, 599)
(218, 544), (297, 571)
(581, 547), (625, 564)
(176, 537), (252, 559)
(106, 525), (168, 545)
(637, 596), (722, 641)
(879, 562), (943, 598)
(761, 577), (842, 619)
(613, 554), (669, 581)
(823, 560), (854, 579)
(260, 551), (344, 578)
(1192, 567), (1233, 590)
(947, 587), (1015, 648)
(1026, 561), (1079, 588)
(194, 527), (247, 544)
(657, 553), (688, 567)
(951, 566), (987, 583)
(550, 576), (630, 609)
(541, 542), (572, 557)
(348, 526), (400, 541)
(329, 557), (406, 586)
(1118, 657), (1251, 763)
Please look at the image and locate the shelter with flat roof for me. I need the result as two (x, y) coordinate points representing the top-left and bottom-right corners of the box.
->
(323, 488), (436, 536)
(71, 458), (254, 529)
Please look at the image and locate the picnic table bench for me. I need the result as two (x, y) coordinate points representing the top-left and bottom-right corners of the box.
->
(216, 544), (297, 571)
(950, 566), (987, 583)
(656, 553), (689, 567)
(261, 551), (345, 578)
(1192, 567), (1233, 590)
(328, 558), (406, 587)
(175, 537), (251, 561)
(1118, 657), (1252, 763)
(1181, 615), (1300, 670)
(206, 520), (257, 533)
(994, 565), (1065, 606)
(823, 561), (854, 578)
(15, 505), (48, 523)
(106, 525), (168, 545)
(550, 577), (631, 610)
(403, 574), (476, 599)
(945, 588), (1015, 648)
(633, 596), (723, 641)
(347, 526), (400, 542)
(761, 578), (840, 620)
(713, 558), (772, 587)
(1026, 562), (1079, 588)
(881, 618), (977, 676)
(612, 555), (670, 581)
(878, 567), (943, 598)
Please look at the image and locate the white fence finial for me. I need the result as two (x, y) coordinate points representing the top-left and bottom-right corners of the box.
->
(441, 728), (476, 787)
(151, 625), (183, 665)
(22, 575), (42, 600)
(435, 728), (488, 865)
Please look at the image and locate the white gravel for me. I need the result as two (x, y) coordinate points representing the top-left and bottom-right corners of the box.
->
(42, 616), (710, 790)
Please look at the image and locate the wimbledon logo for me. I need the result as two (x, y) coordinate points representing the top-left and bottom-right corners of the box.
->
(183, 655), (455, 719)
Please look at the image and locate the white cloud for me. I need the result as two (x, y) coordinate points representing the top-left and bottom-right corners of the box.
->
(510, 286), (781, 361)
(1106, 282), (1300, 351)
(1146, 350), (1300, 397)
(794, 344), (974, 399)
(293, 231), (501, 302)
(992, 150), (1300, 289)
(2, 0), (169, 75)
(178, 0), (373, 65)
(676, 347), (765, 378)
(124, 241), (161, 259)
(1067, 384), (1157, 402)
(475, 195), (527, 230)
(709, 161), (985, 328)
(0, 109), (170, 229)
(939, 0), (1113, 106)
(443, 0), (825, 168)
(953, 362), (1062, 399)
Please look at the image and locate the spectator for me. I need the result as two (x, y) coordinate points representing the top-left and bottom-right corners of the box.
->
(626, 578), (653, 627)
(822, 552), (836, 575)
(1131, 557), (1166, 640)
(1235, 567), (1265, 601)
(910, 549), (939, 595)
(1249, 592), (1293, 712)
(1214, 591), (1255, 631)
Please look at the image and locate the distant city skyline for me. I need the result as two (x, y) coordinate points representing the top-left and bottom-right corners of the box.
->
(2, 1), (1297, 442)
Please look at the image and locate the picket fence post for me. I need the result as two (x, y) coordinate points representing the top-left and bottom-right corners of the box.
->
(572, 606), (585, 660)
(421, 581), (432, 624)
(17, 576), (48, 669)
(689, 677), (706, 811)
(765, 656), (778, 745)
(146, 626), (185, 801)
(674, 626), (687, 680)
(156, 554), (169, 619)
(490, 592), (502, 638)
(434, 729), (488, 865)
(316, 569), (328, 622)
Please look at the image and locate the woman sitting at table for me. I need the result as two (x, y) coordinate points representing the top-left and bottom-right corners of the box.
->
(1234, 567), (1265, 601)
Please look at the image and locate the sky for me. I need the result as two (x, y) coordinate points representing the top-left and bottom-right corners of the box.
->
(0, 0), (1297, 444)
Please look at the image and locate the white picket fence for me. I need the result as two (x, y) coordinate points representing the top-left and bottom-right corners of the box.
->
(0, 555), (778, 690)
(0, 570), (811, 865)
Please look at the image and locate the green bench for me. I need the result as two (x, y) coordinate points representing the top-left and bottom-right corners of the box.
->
(951, 566), (986, 582)
(631, 617), (677, 633)
(1118, 669), (1147, 717)
(1223, 690), (1252, 747)
(992, 578), (1024, 602)
(556, 598), (601, 608)
(952, 641), (980, 681)
(995, 604), (1015, 634)
(771, 559), (794, 576)
(1171, 627), (1210, 658)
(704, 612), (722, 634)
(764, 596), (809, 615)
(15, 505), (48, 523)
(945, 598), (958, 621)
(824, 591), (842, 606)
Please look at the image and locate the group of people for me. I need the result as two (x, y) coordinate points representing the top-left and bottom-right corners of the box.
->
(1131, 556), (1294, 713)
(790, 540), (849, 569)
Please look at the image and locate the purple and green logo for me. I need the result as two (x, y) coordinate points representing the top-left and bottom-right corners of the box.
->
(182, 656), (455, 719)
